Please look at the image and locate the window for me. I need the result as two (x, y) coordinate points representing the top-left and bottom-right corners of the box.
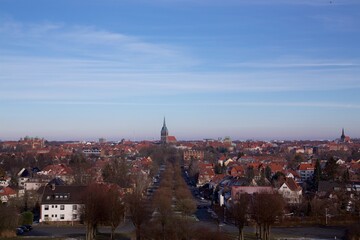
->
(44, 205), (49, 210)
(73, 214), (77, 220)
(73, 205), (77, 210)
(60, 214), (64, 220)
(60, 205), (65, 210)
(46, 196), (50, 200)
(44, 214), (48, 218)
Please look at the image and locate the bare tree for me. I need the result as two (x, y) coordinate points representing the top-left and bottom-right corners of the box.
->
(125, 192), (150, 240)
(251, 192), (284, 240)
(82, 184), (108, 240)
(102, 158), (131, 187)
(152, 188), (173, 240)
(106, 186), (125, 240)
(69, 153), (90, 185)
(229, 193), (251, 240)
(0, 205), (18, 237)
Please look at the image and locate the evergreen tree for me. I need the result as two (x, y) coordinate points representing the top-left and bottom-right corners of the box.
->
(246, 166), (255, 182)
(265, 166), (272, 180)
(342, 169), (350, 183)
(313, 159), (322, 190)
(324, 157), (338, 181)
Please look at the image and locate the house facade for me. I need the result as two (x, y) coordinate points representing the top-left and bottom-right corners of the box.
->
(277, 178), (302, 204)
(0, 186), (17, 203)
(297, 163), (315, 182)
(40, 185), (86, 222)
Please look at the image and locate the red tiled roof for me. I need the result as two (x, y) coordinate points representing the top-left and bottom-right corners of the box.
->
(298, 163), (314, 171)
(284, 177), (302, 191)
(0, 186), (17, 196)
(268, 163), (284, 173)
(210, 174), (226, 183)
(167, 136), (177, 142)
(39, 164), (73, 176)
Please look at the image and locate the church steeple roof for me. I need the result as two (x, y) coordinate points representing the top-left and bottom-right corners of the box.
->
(341, 128), (346, 141)
(161, 117), (168, 144)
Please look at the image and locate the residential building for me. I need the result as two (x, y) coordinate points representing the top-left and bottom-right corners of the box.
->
(297, 163), (315, 182)
(40, 185), (86, 222)
(277, 178), (302, 204)
(0, 186), (17, 203)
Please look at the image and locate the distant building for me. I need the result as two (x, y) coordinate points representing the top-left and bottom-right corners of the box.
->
(297, 163), (315, 182)
(160, 118), (177, 144)
(340, 128), (351, 143)
(160, 118), (169, 144)
(277, 177), (302, 204)
(183, 150), (204, 160)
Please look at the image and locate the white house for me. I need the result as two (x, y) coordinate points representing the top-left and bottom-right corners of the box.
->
(278, 178), (302, 204)
(40, 185), (86, 222)
(24, 179), (47, 191)
(297, 163), (315, 183)
(17, 168), (31, 188)
(0, 176), (11, 187)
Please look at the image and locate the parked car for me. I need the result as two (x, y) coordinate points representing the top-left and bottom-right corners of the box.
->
(23, 225), (33, 231)
(19, 225), (29, 232)
(16, 228), (24, 235)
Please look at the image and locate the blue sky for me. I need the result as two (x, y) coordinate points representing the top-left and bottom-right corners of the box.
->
(0, 0), (359, 141)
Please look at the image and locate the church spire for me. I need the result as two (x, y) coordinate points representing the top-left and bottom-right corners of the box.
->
(161, 117), (169, 144)
(341, 128), (346, 142)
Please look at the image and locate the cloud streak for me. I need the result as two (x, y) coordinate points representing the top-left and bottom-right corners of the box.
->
(15, 100), (360, 110)
(1, 20), (359, 112)
(0, 20), (197, 70)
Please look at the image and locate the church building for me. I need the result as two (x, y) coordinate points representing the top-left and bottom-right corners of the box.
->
(160, 118), (177, 144)
(340, 128), (351, 143)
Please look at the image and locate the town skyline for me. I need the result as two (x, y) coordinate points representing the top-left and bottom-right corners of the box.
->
(1, 0), (360, 141)
(0, 120), (356, 142)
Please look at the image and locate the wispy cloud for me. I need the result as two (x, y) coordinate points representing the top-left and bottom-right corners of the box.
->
(311, 14), (359, 31)
(1, 20), (359, 104)
(229, 60), (360, 69)
(19, 100), (360, 110)
(139, 0), (360, 6)
(0, 20), (198, 70)
(1, 54), (359, 102)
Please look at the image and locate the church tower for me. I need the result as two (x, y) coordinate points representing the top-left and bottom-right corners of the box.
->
(161, 117), (168, 144)
(340, 128), (346, 142)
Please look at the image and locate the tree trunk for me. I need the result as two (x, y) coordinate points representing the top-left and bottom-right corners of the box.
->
(136, 225), (141, 240)
(86, 224), (96, 240)
(259, 224), (263, 240)
(162, 223), (165, 240)
(262, 224), (266, 240)
(111, 225), (115, 240)
(238, 227), (244, 240)
(267, 225), (271, 240)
